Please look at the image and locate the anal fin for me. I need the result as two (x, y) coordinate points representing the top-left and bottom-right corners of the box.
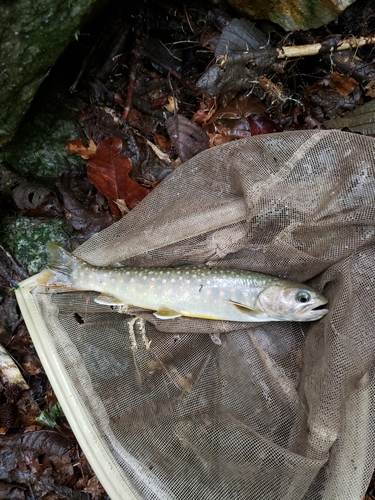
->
(154, 305), (182, 320)
(95, 294), (125, 306)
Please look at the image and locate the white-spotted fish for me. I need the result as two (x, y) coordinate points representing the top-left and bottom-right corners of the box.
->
(37, 243), (328, 322)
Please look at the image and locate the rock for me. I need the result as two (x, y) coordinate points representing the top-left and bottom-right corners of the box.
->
(226, 0), (354, 31)
(0, 0), (107, 147)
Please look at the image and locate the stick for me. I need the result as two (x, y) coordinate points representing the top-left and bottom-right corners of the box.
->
(0, 344), (29, 390)
(276, 35), (375, 59)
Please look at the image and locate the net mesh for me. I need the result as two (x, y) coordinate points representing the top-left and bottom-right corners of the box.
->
(30, 130), (375, 499)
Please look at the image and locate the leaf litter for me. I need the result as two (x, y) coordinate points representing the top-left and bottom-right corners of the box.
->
(1, 0), (375, 497)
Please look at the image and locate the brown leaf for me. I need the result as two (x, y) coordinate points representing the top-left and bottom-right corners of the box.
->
(87, 138), (149, 218)
(248, 114), (282, 135)
(329, 71), (359, 97)
(1, 168), (63, 219)
(66, 139), (97, 160)
(153, 132), (171, 151)
(191, 95), (217, 125)
(0, 430), (73, 455)
(364, 77), (375, 97)
(166, 115), (209, 163)
(84, 476), (105, 497)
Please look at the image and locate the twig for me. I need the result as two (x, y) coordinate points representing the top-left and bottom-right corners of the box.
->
(122, 9), (144, 120)
(183, 4), (194, 34)
(276, 35), (375, 59)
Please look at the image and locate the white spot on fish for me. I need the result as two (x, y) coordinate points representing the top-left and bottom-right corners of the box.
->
(171, 279), (175, 283)
(162, 279), (166, 284)
(151, 277), (155, 281)
(143, 276), (147, 280)
(186, 280), (190, 284)
(130, 278), (134, 283)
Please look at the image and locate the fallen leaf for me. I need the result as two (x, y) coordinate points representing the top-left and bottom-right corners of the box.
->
(330, 71), (359, 97)
(166, 115), (209, 162)
(164, 96), (178, 113)
(248, 114), (282, 135)
(66, 139), (97, 160)
(1, 168), (63, 219)
(364, 77), (375, 97)
(207, 133), (232, 147)
(84, 476), (105, 496)
(153, 132), (171, 151)
(87, 138), (149, 218)
(191, 96), (217, 125)
(324, 98), (375, 134)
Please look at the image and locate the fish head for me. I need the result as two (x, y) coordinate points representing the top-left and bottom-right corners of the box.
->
(256, 283), (328, 322)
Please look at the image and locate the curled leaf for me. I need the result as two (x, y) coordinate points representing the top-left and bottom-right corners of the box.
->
(1, 168), (62, 218)
(166, 115), (209, 163)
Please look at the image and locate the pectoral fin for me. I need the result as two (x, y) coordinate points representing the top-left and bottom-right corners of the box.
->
(154, 306), (182, 320)
(228, 299), (264, 316)
(95, 294), (125, 306)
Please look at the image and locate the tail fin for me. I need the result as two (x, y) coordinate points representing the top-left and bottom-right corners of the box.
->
(37, 243), (83, 289)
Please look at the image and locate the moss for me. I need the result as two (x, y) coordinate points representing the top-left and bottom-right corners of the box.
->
(0, 216), (71, 275)
(0, 0), (107, 146)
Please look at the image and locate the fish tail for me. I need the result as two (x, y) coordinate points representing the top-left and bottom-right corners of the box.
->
(37, 242), (83, 289)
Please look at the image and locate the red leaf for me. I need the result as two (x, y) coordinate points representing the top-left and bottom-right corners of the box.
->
(153, 132), (171, 151)
(87, 138), (149, 219)
(247, 114), (281, 135)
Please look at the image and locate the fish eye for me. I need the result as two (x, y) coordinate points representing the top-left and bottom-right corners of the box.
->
(296, 291), (311, 303)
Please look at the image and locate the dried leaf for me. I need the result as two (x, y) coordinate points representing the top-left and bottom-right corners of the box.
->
(248, 114), (282, 135)
(84, 476), (105, 496)
(204, 117), (251, 140)
(56, 174), (114, 243)
(66, 139), (97, 160)
(208, 95), (265, 122)
(87, 137), (149, 218)
(1, 169), (62, 219)
(364, 77), (375, 97)
(0, 430), (73, 455)
(214, 18), (267, 57)
(329, 72), (359, 97)
(166, 115), (209, 163)
(153, 133), (171, 151)
(207, 133), (232, 147)
(303, 79), (359, 120)
(196, 18), (277, 96)
(191, 96), (217, 125)
(324, 98), (375, 134)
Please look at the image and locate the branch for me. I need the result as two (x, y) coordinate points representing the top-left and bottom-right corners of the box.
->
(276, 35), (375, 59)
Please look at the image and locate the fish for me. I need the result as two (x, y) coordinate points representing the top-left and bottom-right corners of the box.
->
(36, 243), (328, 322)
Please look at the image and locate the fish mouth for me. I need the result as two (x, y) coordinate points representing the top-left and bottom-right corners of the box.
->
(299, 298), (329, 321)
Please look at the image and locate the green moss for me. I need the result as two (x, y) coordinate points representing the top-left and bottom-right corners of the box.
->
(0, 0), (107, 146)
(0, 216), (71, 274)
(0, 71), (86, 180)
